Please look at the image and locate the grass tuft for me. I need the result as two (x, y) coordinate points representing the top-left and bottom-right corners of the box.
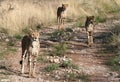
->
(51, 42), (67, 56)
(64, 72), (90, 82)
(14, 34), (22, 40)
(106, 56), (120, 72)
(95, 16), (106, 23)
(37, 55), (48, 63)
(60, 60), (79, 70)
(44, 64), (59, 72)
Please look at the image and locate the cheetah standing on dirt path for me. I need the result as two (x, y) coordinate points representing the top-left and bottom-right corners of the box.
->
(57, 4), (68, 29)
(85, 16), (95, 47)
(20, 30), (40, 78)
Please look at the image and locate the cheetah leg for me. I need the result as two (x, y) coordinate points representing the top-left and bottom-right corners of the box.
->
(87, 32), (90, 45)
(21, 50), (27, 74)
(32, 59), (37, 77)
(57, 17), (60, 24)
(88, 31), (93, 47)
(29, 55), (32, 77)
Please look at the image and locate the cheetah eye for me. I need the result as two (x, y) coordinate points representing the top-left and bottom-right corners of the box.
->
(37, 34), (39, 36)
(32, 33), (34, 35)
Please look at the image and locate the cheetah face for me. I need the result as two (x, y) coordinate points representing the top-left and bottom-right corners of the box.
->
(62, 4), (68, 9)
(86, 16), (94, 23)
(29, 31), (39, 41)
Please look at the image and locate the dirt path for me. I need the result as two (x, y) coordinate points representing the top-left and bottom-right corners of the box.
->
(0, 19), (120, 82)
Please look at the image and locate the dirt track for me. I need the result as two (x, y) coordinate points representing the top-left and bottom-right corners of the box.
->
(0, 19), (120, 82)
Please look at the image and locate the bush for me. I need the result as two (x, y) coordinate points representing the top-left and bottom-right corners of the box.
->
(51, 42), (67, 56)
(77, 72), (90, 82)
(106, 56), (120, 72)
(7, 41), (15, 46)
(95, 16), (106, 23)
(60, 60), (79, 69)
(60, 61), (72, 68)
(108, 24), (120, 53)
(44, 64), (59, 72)
(110, 34), (120, 46)
(50, 28), (74, 42)
(110, 24), (120, 35)
(22, 28), (30, 34)
(14, 34), (22, 40)
(105, 24), (120, 72)
(37, 55), (48, 63)
(74, 21), (83, 27)
(66, 72), (77, 81)
(64, 72), (90, 82)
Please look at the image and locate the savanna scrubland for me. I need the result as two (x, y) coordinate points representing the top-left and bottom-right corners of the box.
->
(0, 0), (120, 82)
(0, 0), (120, 35)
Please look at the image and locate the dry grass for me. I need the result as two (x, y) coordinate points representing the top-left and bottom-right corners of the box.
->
(0, 0), (120, 35)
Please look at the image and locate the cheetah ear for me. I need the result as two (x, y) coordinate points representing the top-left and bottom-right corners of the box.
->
(91, 16), (94, 19)
(62, 4), (64, 6)
(29, 28), (34, 36)
(65, 4), (69, 7)
(29, 28), (33, 32)
(86, 16), (89, 18)
(62, 4), (68, 7)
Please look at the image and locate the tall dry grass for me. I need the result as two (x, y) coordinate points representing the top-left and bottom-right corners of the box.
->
(0, 0), (120, 35)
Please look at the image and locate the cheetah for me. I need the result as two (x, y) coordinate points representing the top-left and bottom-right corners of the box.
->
(20, 30), (40, 77)
(57, 4), (68, 29)
(85, 16), (95, 47)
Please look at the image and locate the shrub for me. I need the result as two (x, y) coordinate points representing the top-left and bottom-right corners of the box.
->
(110, 24), (120, 36)
(60, 60), (79, 69)
(95, 16), (106, 23)
(75, 17), (85, 27)
(50, 28), (74, 42)
(7, 41), (15, 46)
(44, 64), (59, 72)
(106, 56), (120, 72)
(60, 61), (72, 68)
(77, 72), (90, 82)
(51, 42), (67, 56)
(108, 24), (120, 53)
(14, 34), (22, 40)
(22, 28), (30, 34)
(66, 72), (77, 81)
(64, 72), (90, 82)
(37, 55), (48, 63)
(105, 24), (120, 72)
(75, 22), (82, 27)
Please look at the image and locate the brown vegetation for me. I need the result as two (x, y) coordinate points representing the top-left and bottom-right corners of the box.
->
(0, 0), (120, 35)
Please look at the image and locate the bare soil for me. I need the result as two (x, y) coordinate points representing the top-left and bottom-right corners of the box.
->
(0, 19), (120, 82)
